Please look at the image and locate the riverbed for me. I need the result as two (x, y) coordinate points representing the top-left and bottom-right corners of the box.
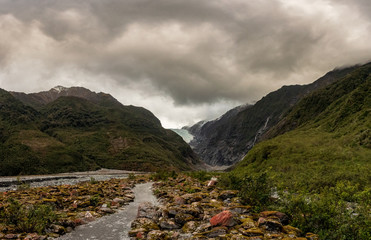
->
(0, 169), (142, 192)
(57, 182), (157, 240)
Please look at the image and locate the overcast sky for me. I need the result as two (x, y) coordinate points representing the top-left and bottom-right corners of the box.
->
(0, 0), (370, 128)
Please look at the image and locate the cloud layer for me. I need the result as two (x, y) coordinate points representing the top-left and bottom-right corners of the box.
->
(0, 0), (370, 127)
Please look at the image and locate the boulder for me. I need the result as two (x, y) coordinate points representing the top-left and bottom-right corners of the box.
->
(239, 227), (264, 237)
(173, 196), (185, 205)
(306, 232), (320, 240)
(131, 217), (159, 231)
(137, 202), (159, 220)
(159, 219), (180, 230)
(181, 221), (200, 233)
(206, 226), (228, 238)
(259, 211), (289, 225)
(257, 217), (283, 232)
(181, 193), (203, 203)
(218, 190), (238, 200)
(210, 210), (237, 227)
(146, 230), (163, 239)
(128, 228), (146, 238)
(100, 207), (115, 214)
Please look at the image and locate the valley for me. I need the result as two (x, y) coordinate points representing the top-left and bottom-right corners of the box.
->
(0, 62), (370, 239)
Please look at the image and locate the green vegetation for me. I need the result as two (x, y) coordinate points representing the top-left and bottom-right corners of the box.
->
(151, 170), (178, 181)
(0, 89), (199, 175)
(1, 198), (56, 234)
(224, 63), (371, 239)
(185, 170), (217, 182)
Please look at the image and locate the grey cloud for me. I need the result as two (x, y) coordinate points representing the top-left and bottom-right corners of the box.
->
(0, 0), (370, 109)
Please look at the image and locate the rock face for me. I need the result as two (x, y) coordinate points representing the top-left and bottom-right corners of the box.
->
(186, 65), (361, 166)
(129, 175), (319, 239)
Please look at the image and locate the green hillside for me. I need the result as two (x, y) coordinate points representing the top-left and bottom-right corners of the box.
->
(0, 88), (199, 176)
(223, 63), (370, 239)
(237, 63), (370, 190)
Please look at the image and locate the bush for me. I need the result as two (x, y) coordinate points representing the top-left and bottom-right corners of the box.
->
(280, 191), (371, 240)
(128, 173), (136, 180)
(219, 172), (272, 211)
(3, 198), (56, 234)
(151, 170), (178, 181)
(185, 171), (216, 182)
(89, 195), (101, 207)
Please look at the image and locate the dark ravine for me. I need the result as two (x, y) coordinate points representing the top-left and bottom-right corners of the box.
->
(187, 64), (363, 166)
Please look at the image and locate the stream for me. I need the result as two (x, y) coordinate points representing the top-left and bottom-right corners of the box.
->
(57, 182), (157, 240)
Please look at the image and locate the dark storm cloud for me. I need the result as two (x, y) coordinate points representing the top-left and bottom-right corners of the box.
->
(0, 0), (370, 126)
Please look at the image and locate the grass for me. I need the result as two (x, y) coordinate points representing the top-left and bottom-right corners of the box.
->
(224, 63), (371, 239)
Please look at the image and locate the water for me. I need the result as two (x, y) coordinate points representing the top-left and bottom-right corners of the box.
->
(0, 169), (139, 192)
(57, 182), (157, 240)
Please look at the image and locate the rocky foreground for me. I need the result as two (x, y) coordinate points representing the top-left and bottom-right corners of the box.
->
(129, 175), (319, 240)
(0, 176), (147, 239)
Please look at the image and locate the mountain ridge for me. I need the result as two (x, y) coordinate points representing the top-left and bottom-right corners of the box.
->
(0, 87), (201, 176)
(188, 64), (363, 166)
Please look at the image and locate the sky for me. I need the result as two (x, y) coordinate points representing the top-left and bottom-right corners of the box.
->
(0, 0), (370, 128)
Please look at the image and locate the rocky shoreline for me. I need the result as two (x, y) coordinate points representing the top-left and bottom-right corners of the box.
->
(0, 169), (143, 192)
(0, 176), (148, 239)
(129, 175), (319, 239)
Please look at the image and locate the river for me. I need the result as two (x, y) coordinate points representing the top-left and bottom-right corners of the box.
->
(57, 182), (157, 240)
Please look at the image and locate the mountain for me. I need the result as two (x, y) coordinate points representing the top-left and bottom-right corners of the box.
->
(0, 87), (200, 176)
(224, 62), (370, 240)
(232, 62), (370, 189)
(188, 64), (362, 166)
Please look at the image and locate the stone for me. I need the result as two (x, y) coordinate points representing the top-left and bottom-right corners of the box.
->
(174, 196), (185, 205)
(210, 210), (237, 227)
(131, 218), (160, 231)
(128, 228), (146, 238)
(207, 177), (218, 187)
(240, 217), (255, 229)
(159, 219), (180, 230)
(50, 224), (66, 234)
(147, 230), (168, 239)
(195, 223), (212, 233)
(175, 213), (194, 226)
(228, 206), (252, 215)
(259, 211), (289, 225)
(47, 233), (60, 238)
(24, 233), (41, 240)
(229, 235), (250, 240)
(306, 232), (320, 240)
(239, 227), (264, 237)
(4, 234), (18, 239)
(283, 225), (301, 236)
(100, 207), (115, 213)
(257, 217), (283, 232)
(181, 221), (200, 233)
(181, 193), (203, 203)
(205, 227), (228, 238)
(83, 211), (95, 222)
(218, 190), (238, 200)
(137, 202), (159, 220)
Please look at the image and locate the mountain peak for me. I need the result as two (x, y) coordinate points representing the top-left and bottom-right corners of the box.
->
(51, 86), (68, 93)
(10, 86), (118, 109)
